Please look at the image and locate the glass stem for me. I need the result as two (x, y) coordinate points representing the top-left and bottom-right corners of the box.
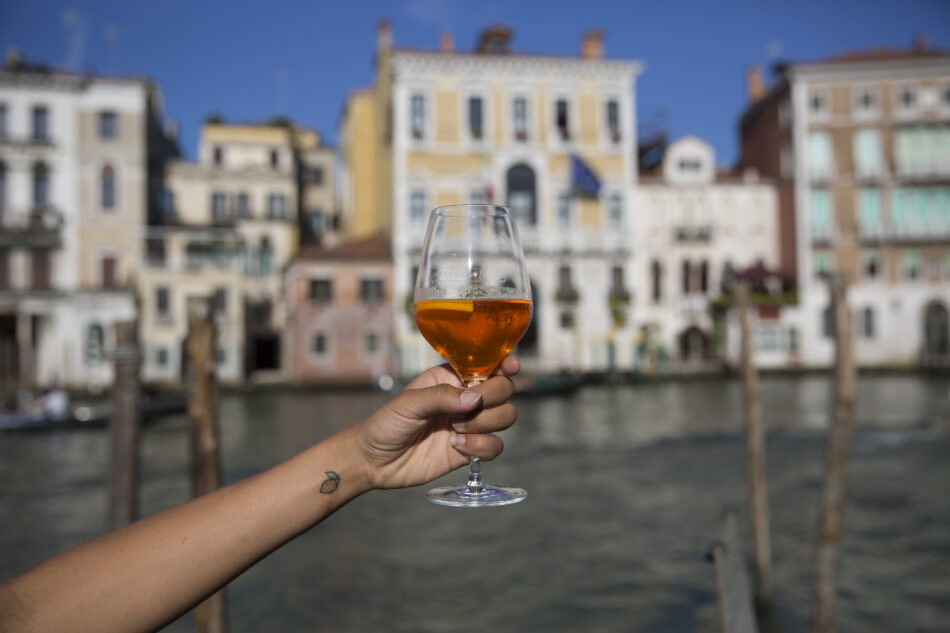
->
(463, 378), (486, 493)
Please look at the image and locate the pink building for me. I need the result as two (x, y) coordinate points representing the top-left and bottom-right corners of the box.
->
(284, 236), (393, 385)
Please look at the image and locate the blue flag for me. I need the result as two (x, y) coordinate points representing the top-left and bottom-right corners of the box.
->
(570, 154), (601, 198)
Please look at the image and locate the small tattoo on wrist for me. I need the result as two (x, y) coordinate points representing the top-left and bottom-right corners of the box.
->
(320, 471), (341, 494)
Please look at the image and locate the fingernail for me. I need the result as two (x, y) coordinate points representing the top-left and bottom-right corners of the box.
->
(450, 433), (467, 447)
(459, 390), (481, 407)
(452, 421), (467, 432)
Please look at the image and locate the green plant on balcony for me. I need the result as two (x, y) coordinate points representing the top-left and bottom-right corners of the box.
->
(555, 285), (580, 304)
(608, 288), (631, 327)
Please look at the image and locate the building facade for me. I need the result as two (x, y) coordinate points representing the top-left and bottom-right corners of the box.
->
(341, 23), (642, 378)
(284, 236), (393, 385)
(139, 121), (335, 384)
(740, 42), (950, 368)
(0, 52), (176, 395)
(635, 136), (781, 370)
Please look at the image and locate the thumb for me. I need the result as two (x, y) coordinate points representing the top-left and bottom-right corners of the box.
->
(396, 383), (483, 420)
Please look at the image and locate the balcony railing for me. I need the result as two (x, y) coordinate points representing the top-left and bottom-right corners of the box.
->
(674, 226), (713, 242)
(0, 207), (63, 248)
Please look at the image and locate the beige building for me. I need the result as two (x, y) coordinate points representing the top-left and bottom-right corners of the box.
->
(340, 23), (642, 378)
(139, 120), (335, 384)
(0, 51), (176, 394)
(739, 41), (950, 367)
(284, 236), (393, 385)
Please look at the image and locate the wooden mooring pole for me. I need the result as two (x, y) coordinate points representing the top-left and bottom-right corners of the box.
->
(813, 275), (856, 633)
(187, 298), (228, 633)
(736, 283), (772, 606)
(108, 320), (141, 531)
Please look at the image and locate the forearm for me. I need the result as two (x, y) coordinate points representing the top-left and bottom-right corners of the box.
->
(0, 426), (371, 633)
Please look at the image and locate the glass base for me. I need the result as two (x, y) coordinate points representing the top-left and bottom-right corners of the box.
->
(425, 483), (527, 508)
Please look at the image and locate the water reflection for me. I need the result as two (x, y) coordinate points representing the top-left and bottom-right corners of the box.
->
(1, 374), (948, 632)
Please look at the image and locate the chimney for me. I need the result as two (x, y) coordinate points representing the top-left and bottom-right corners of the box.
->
(477, 25), (512, 54)
(746, 64), (765, 102)
(581, 29), (604, 59)
(377, 19), (392, 55)
(440, 31), (454, 53)
(913, 32), (929, 52)
(5, 46), (21, 68)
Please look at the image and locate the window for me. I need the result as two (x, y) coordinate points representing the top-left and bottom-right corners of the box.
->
(236, 192), (250, 218)
(312, 332), (329, 356)
(902, 250), (923, 280)
(861, 307), (876, 339)
(0, 104), (6, 138)
(821, 306), (833, 338)
(0, 250), (9, 289)
(0, 162), (6, 210)
(156, 348), (168, 367)
(308, 210), (324, 235)
(32, 106), (49, 141)
(410, 94), (425, 140)
(606, 99), (620, 142)
(360, 278), (384, 304)
(410, 190), (427, 225)
(269, 149), (280, 169)
(156, 286), (170, 317)
(853, 129), (882, 178)
(897, 85), (917, 112)
(259, 236), (274, 276)
(32, 162), (49, 207)
(810, 189), (833, 240)
(854, 87), (879, 114)
(862, 252), (881, 281)
(101, 164), (116, 210)
(211, 192), (227, 220)
(308, 278), (332, 304)
(679, 158), (702, 172)
(808, 90), (828, 117)
(857, 188), (882, 238)
(681, 260), (691, 295)
(943, 85), (950, 109)
(267, 194), (286, 219)
(699, 260), (709, 293)
(468, 96), (484, 141)
(651, 260), (663, 303)
(560, 311), (575, 329)
(513, 97), (528, 141)
(211, 287), (227, 316)
(506, 164), (537, 226)
(215, 348), (226, 365)
(813, 251), (833, 279)
(555, 99), (570, 141)
(807, 131), (832, 180)
(86, 324), (104, 362)
(309, 166), (324, 185)
(98, 111), (117, 139)
(607, 193), (623, 229)
(557, 193), (571, 229)
(160, 187), (175, 217)
(212, 145), (223, 166)
(364, 332), (380, 356)
(101, 255), (117, 288)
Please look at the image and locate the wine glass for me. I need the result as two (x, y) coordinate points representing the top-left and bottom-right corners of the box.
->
(414, 204), (532, 507)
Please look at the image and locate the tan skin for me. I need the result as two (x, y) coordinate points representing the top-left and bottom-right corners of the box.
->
(0, 356), (521, 633)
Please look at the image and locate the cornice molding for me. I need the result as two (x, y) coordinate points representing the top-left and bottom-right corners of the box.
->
(391, 52), (642, 83)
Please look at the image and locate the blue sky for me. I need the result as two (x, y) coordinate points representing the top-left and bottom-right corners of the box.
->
(2, 0), (949, 165)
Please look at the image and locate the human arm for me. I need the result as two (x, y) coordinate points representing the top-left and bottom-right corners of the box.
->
(0, 357), (520, 633)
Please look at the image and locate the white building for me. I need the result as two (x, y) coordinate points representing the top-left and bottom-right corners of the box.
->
(0, 51), (176, 394)
(634, 136), (781, 371)
(739, 42), (950, 368)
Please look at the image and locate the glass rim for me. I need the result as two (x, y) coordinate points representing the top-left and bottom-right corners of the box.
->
(431, 204), (512, 218)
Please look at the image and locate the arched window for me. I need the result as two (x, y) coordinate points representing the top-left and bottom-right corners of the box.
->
(101, 164), (116, 210)
(259, 236), (274, 277)
(33, 162), (49, 207)
(506, 164), (536, 226)
(86, 323), (104, 363)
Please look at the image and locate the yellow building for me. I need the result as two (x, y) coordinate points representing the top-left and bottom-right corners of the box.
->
(139, 120), (335, 384)
(340, 23), (643, 377)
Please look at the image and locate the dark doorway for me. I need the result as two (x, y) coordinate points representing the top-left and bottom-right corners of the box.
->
(506, 163), (537, 227)
(923, 301), (949, 364)
(253, 334), (281, 371)
(678, 326), (709, 361)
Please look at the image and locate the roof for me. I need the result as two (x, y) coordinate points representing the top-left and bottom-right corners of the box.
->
(0, 52), (155, 89)
(295, 235), (391, 262)
(810, 45), (950, 66)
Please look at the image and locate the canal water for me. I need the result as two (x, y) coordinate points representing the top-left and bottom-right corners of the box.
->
(1, 374), (949, 632)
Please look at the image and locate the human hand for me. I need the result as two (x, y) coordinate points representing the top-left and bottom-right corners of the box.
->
(352, 356), (521, 490)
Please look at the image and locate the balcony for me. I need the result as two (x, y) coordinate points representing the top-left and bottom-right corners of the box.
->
(857, 224), (887, 242)
(674, 226), (713, 243)
(0, 207), (63, 248)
